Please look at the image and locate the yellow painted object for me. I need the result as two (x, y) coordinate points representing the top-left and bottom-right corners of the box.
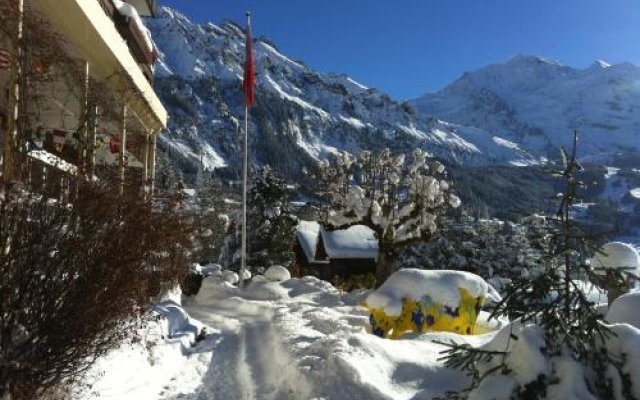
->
(367, 288), (485, 339)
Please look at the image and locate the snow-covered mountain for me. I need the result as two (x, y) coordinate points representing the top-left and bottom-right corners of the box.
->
(145, 9), (538, 181)
(411, 55), (640, 158)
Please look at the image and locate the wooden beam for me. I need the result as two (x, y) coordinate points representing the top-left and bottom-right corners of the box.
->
(142, 131), (149, 200)
(119, 105), (127, 195)
(2, 0), (24, 182)
(149, 133), (156, 196)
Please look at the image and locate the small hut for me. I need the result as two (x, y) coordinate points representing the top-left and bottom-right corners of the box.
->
(294, 221), (378, 280)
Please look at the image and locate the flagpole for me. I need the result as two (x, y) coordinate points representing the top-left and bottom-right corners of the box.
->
(239, 11), (251, 288)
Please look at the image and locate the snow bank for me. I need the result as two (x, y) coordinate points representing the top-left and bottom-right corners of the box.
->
(606, 323), (640, 399)
(366, 269), (501, 317)
(78, 292), (204, 399)
(265, 265), (291, 282)
(607, 292), (640, 329)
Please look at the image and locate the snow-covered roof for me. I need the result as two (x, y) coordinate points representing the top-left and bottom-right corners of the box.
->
(296, 221), (321, 261)
(296, 221), (379, 262)
(321, 225), (378, 260)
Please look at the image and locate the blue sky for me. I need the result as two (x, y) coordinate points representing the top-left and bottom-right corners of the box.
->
(159, 0), (640, 100)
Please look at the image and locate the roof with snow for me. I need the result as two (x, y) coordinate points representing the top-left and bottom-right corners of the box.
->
(296, 221), (321, 261)
(296, 221), (378, 262)
(321, 225), (378, 260)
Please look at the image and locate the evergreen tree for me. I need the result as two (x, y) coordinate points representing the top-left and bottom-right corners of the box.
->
(247, 166), (297, 268)
(191, 154), (227, 264)
(439, 132), (634, 399)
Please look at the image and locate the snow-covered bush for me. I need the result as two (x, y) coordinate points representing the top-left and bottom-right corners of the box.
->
(0, 183), (190, 399)
(315, 148), (460, 283)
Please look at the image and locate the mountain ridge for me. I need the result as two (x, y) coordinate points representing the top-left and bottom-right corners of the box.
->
(411, 54), (640, 158)
(145, 7), (540, 184)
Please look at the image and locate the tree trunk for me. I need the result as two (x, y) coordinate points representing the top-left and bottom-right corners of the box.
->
(375, 246), (392, 287)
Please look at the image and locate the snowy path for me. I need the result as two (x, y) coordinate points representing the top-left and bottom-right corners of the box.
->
(158, 292), (312, 400)
(84, 277), (477, 400)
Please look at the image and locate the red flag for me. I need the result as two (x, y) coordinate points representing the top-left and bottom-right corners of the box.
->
(242, 18), (255, 107)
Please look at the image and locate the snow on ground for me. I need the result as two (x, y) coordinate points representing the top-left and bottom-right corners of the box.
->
(81, 271), (640, 400)
(82, 276), (481, 400)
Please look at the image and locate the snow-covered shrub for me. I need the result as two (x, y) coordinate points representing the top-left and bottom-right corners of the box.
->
(0, 183), (190, 399)
(314, 148), (460, 283)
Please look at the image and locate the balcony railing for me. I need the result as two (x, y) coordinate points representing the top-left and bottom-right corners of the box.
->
(98, 0), (156, 84)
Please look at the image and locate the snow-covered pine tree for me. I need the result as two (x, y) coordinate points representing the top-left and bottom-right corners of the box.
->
(439, 132), (634, 399)
(316, 148), (461, 283)
(247, 166), (298, 268)
(192, 164), (227, 264)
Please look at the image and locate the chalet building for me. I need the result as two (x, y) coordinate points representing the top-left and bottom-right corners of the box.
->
(294, 221), (378, 280)
(0, 0), (167, 198)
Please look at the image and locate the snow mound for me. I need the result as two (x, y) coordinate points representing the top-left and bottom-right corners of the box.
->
(222, 270), (239, 285)
(607, 292), (640, 329)
(365, 269), (502, 317)
(591, 242), (640, 274)
(240, 269), (252, 281)
(606, 323), (640, 399)
(265, 265), (291, 282)
(152, 300), (203, 346)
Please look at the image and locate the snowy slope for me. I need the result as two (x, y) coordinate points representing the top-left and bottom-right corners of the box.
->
(412, 55), (640, 158)
(145, 9), (539, 181)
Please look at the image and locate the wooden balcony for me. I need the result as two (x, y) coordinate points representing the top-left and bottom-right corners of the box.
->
(98, 0), (156, 84)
